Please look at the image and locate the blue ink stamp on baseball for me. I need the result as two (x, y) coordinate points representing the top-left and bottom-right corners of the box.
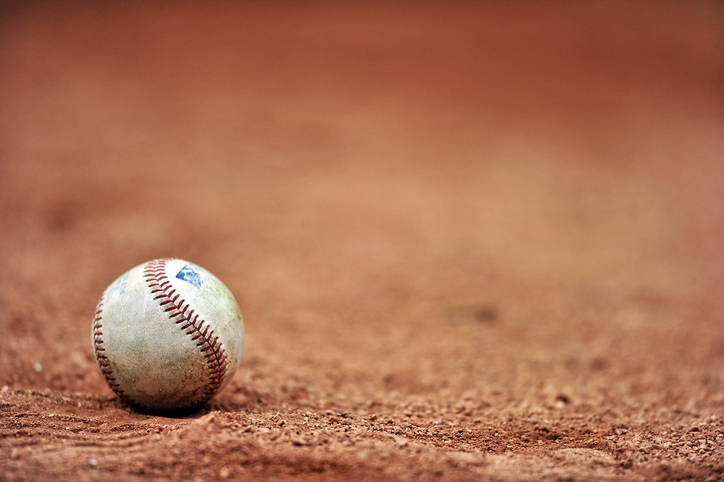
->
(112, 272), (129, 296)
(176, 264), (203, 288)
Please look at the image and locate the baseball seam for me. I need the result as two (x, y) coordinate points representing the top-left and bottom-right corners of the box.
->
(93, 296), (131, 403)
(143, 258), (228, 407)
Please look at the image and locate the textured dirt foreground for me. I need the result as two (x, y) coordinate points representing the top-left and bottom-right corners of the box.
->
(1, 2), (723, 481)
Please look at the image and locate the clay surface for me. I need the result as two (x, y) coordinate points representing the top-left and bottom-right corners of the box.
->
(1, 2), (723, 481)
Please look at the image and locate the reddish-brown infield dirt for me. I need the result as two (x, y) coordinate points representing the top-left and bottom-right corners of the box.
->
(1, 2), (723, 481)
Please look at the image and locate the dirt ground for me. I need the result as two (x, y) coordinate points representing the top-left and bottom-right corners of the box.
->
(1, 1), (723, 480)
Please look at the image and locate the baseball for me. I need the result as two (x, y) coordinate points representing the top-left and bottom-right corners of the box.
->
(92, 258), (245, 411)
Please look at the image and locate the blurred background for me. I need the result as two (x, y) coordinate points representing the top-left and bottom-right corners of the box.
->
(0, 1), (723, 414)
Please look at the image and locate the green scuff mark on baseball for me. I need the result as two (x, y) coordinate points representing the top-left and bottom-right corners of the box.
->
(201, 277), (242, 320)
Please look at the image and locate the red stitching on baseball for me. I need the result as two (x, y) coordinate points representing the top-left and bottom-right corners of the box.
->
(143, 258), (229, 407)
(93, 296), (131, 403)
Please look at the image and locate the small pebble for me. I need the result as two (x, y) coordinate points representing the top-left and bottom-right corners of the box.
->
(34, 363), (42, 372)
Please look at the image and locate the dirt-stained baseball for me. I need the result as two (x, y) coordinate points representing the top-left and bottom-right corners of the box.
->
(92, 258), (245, 411)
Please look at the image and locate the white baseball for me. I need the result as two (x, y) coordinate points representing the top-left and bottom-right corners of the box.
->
(92, 258), (245, 411)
